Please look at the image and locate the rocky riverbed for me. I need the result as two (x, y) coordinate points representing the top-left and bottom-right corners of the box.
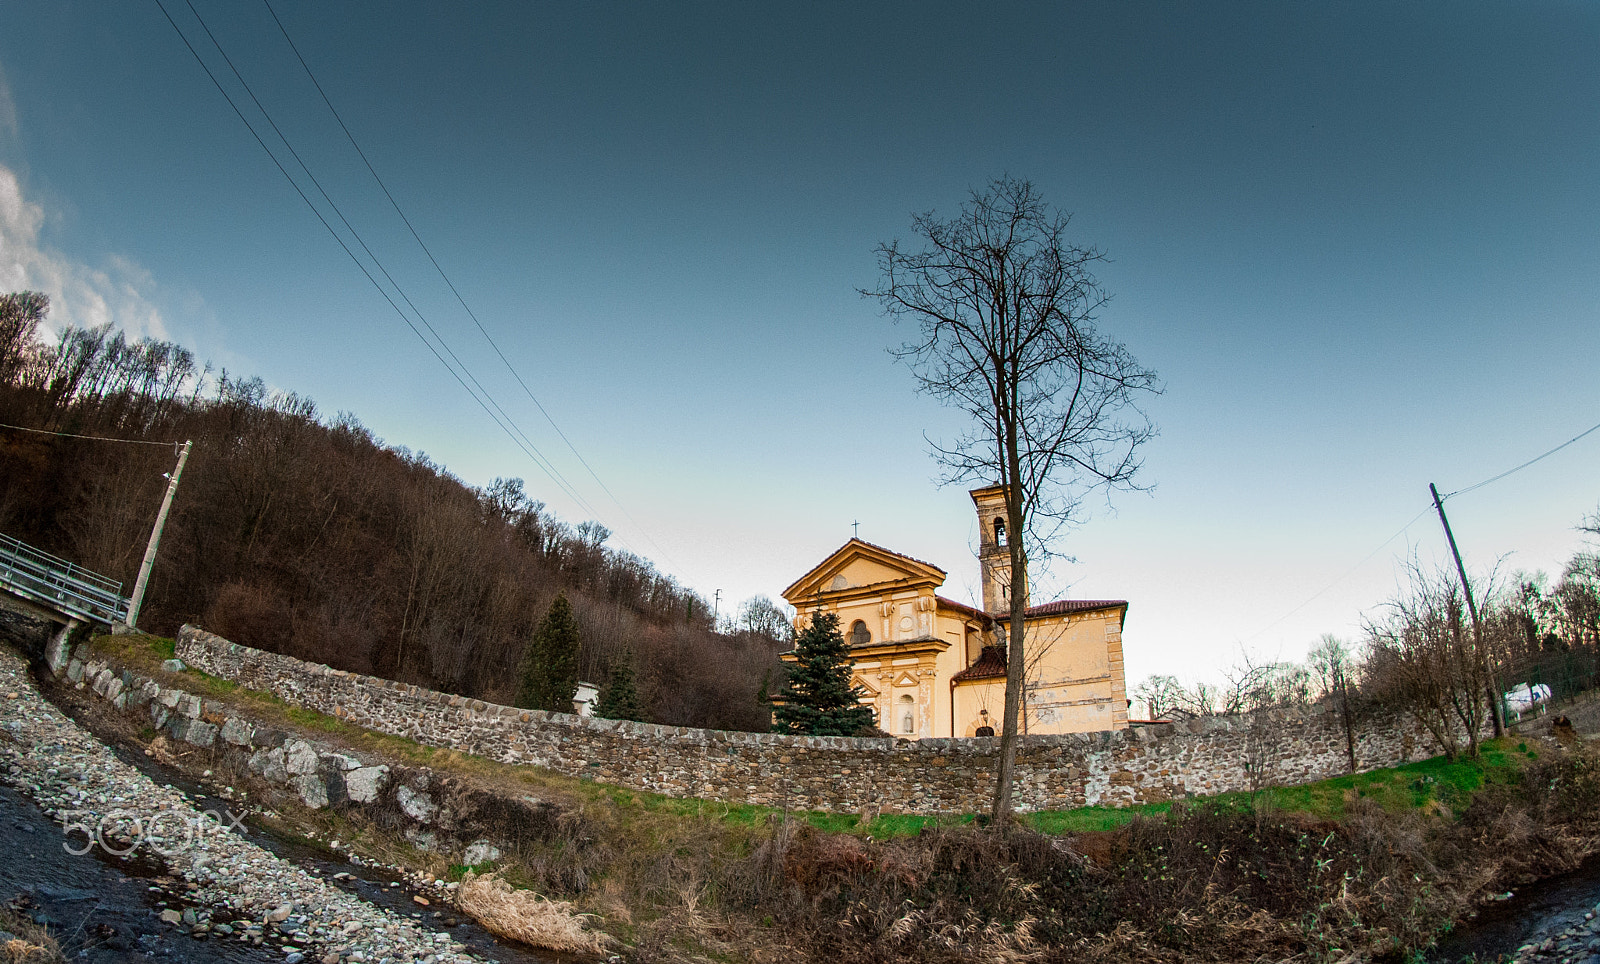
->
(1429, 862), (1600, 964)
(0, 642), (482, 964)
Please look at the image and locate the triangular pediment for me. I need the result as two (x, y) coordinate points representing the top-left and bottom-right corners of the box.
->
(783, 538), (947, 605)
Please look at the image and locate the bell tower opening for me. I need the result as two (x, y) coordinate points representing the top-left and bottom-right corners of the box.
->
(970, 484), (1020, 614)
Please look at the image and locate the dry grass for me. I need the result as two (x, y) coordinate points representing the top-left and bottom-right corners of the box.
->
(456, 871), (610, 954)
(0, 906), (63, 964)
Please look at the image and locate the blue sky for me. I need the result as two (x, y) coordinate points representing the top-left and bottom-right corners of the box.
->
(2, 2), (1597, 688)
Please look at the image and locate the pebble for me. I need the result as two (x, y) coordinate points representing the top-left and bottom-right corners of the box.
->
(0, 646), (481, 964)
(1508, 902), (1600, 963)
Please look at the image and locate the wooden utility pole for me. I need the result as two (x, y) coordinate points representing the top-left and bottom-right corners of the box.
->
(125, 440), (192, 630)
(1430, 482), (1504, 737)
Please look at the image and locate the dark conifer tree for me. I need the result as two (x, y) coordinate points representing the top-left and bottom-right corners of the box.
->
(516, 592), (581, 712)
(594, 656), (642, 721)
(773, 611), (875, 736)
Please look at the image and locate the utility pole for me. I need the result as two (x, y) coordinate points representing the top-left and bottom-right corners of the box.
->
(1430, 482), (1504, 737)
(713, 588), (722, 627)
(125, 440), (192, 630)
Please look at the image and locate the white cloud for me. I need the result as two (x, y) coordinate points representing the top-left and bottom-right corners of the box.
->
(0, 163), (168, 341)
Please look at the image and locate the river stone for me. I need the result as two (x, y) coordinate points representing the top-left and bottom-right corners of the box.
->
(219, 717), (254, 746)
(284, 741), (320, 776)
(292, 774), (329, 810)
(461, 840), (501, 865)
(396, 785), (437, 823)
(345, 765), (388, 804)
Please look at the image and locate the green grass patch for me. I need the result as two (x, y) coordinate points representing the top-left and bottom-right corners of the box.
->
(1026, 802), (1172, 834)
(80, 632), (1544, 842)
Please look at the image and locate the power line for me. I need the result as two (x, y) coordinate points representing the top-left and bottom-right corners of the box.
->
(1244, 416), (1600, 647)
(0, 422), (179, 447)
(173, 0), (600, 522)
(1239, 504), (1434, 646)
(1443, 418), (1600, 501)
(258, 0), (687, 576)
(153, 0), (609, 530)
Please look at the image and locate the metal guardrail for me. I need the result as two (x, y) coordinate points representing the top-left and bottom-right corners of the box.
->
(0, 533), (130, 626)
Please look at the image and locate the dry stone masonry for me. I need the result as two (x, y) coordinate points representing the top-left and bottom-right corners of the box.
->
(172, 624), (1455, 814)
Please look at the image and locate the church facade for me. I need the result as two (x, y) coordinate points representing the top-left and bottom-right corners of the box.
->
(781, 485), (1129, 739)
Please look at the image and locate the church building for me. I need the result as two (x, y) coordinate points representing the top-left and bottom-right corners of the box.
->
(781, 485), (1129, 739)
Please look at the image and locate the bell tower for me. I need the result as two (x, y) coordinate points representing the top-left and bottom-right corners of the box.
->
(970, 485), (1020, 614)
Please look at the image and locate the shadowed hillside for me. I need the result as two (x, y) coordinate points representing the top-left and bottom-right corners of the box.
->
(0, 292), (785, 730)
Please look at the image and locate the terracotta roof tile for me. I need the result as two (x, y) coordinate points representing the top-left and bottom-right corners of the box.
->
(996, 599), (1128, 621)
(935, 595), (993, 624)
(951, 645), (1008, 683)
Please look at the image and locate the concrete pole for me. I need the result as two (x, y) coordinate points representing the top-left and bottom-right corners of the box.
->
(125, 440), (192, 630)
(1430, 482), (1504, 738)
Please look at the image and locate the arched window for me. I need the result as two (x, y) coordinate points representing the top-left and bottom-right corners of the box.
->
(994, 517), (1006, 546)
(899, 694), (916, 734)
(849, 620), (871, 646)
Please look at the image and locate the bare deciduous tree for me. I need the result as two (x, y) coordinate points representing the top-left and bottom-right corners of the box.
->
(866, 176), (1159, 819)
(1308, 634), (1360, 772)
(1364, 563), (1497, 759)
(1132, 674), (1185, 720)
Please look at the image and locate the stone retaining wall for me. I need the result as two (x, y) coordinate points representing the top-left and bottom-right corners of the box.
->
(59, 641), (511, 861)
(172, 625), (1460, 814)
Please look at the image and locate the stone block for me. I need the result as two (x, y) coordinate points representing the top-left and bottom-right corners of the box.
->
(159, 689), (182, 710)
(284, 740), (320, 777)
(345, 765), (389, 804)
(251, 727), (286, 748)
(44, 621), (79, 676)
(219, 717), (254, 746)
(176, 693), (203, 719)
(248, 747), (288, 785)
(150, 704), (170, 730)
(66, 660), (83, 683)
(170, 717), (217, 748)
(461, 840), (501, 866)
(396, 785), (437, 823)
(161, 658), (186, 673)
(292, 774), (329, 809)
(320, 752), (361, 772)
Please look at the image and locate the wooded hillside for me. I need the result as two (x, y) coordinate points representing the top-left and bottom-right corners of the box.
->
(0, 292), (785, 731)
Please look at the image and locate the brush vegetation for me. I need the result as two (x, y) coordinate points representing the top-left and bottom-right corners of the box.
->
(76, 632), (1600, 963)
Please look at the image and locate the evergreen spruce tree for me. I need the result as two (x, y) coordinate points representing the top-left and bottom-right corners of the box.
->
(773, 611), (875, 736)
(594, 656), (642, 721)
(516, 592), (581, 712)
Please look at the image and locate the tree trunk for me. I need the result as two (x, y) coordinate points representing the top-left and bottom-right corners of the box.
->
(991, 488), (1029, 822)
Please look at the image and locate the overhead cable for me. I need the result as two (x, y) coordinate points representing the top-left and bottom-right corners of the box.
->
(0, 422), (180, 447)
(259, 0), (688, 576)
(153, 0), (609, 529)
(1443, 418), (1600, 501)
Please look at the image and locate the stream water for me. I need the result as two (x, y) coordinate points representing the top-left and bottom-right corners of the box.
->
(1428, 856), (1600, 963)
(0, 656), (566, 962)
(0, 741), (569, 963)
